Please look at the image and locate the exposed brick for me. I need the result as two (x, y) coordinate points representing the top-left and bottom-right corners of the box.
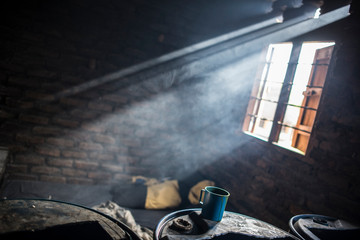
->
(88, 101), (113, 112)
(89, 152), (114, 161)
(88, 171), (112, 180)
(6, 164), (28, 173)
(6, 99), (34, 109)
(46, 137), (75, 148)
(103, 94), (128, 104)
(62, 168), (87, 177)
(31, 166), (60, 175)
(93, 134), (116, 144)
(16, 134), (45, 144)
(113, 173), (132, 181)
(112, 126), (134, 135)
(101, 163), (123, 172)
(62, 150), (87, 159)
(81, 122), (106, 133)
(19, 113), (49, 125)
(40, 175), (66, 183)
(36, 146), (61, 157)
(0, 110), (15, 119)
(25, 91), (55, 101)
(15, 154), (45, 165)
(47, 158), (74, 167)
(106, 145), (128, 154)
(70, 109), (99, 119)
(79, 142), (103, 151)
(6, 173), (37, 181)
(67, 177), (94, 185)
(52, 118), (79, 128)
(120, 138), (141, 147)
(117, 155), (138, 164)
(33, 126), (63, 135)
(74, 160), (99, 170)
(60, 97), (87, 107)
(27, 69), (57, 78)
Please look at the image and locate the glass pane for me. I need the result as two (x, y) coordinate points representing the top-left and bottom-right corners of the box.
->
(282, 105), (302, 128)
(277, 125), (295, 148)
(287, 84), (306, 107)
(261, 81), (283, 101)
(252, 118), (274, 139)
(251, 101), (277, 139)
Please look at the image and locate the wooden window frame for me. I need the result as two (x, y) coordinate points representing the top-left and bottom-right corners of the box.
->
(243, 41), (334, 155)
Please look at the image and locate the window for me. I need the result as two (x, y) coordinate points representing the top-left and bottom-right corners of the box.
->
(243, 41), (335, 154)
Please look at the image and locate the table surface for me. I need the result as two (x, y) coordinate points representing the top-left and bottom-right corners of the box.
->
(0, 199), (138, 240)
(155, 208), (299, 240)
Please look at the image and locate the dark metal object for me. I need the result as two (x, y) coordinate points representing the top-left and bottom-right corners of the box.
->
(289, 214), (360, 240)
(0, 199), (141, 240)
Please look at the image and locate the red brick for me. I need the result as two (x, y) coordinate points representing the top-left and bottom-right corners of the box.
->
(93, 134), (116, 144)
(67, 177), (94, 185)
(0, 110), (15, 119)
(52, 118), (79, 128)
(113, 173), (131, 181)
(15, 154), (45, 165)
(46, 137), (75, 148)
(62, 150), (87, 159)
(31, 166), (60, 175)
(88, 101), (113, 112)
(117, 155), (138, 164)
(47, 158), (74, 167)
(81, 123), (106, 133)
(25, 91), (55, 101)
(36, 146), (60, 157)
(33, 126), (63, 135)
(40, 175), (66, 183)
(101, 163), (123, 172)
(74, 160), (99, 170)
(103, 94), (127, 104)
(36, 103), (62, 113)
(20, 114), (49, 125)
(70, 109), (99, 119)
(62, 168), (87, 177)
(28, 69), (57, 78)
(8, 173), (38, 181)
(79, 142), (103, 151)
(106, 145), (127, 154)
(16, 134), (45, 144)
(112, 126), (133, 135)
(121, 138), (141, 147)
(60, 97), (87, 107)
(89, 152), (114, 161)
(6, 99), (34, 109)
(6, 164), (28, 173)
(88, 171), (112, 180)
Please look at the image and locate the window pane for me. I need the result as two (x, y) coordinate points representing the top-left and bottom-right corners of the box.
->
(251, 101), (277, 139)
(283, 105), (302, 128)
(246, 43), (292, 140)
(261, 81), (283, 101)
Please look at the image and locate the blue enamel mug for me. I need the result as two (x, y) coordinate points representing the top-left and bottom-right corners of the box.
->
(199, 186), (230, 222)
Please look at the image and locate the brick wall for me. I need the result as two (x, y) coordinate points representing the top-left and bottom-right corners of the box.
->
(1, 0), (359, 230)
(1, 0), (268, 184)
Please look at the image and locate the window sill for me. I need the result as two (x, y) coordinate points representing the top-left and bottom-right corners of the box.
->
(242, 131), (305, 156)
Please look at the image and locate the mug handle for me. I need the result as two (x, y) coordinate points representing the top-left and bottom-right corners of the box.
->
(199, 189), (205, 204)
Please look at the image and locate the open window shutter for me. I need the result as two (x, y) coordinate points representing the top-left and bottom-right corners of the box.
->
(292, 45), (334, 152)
